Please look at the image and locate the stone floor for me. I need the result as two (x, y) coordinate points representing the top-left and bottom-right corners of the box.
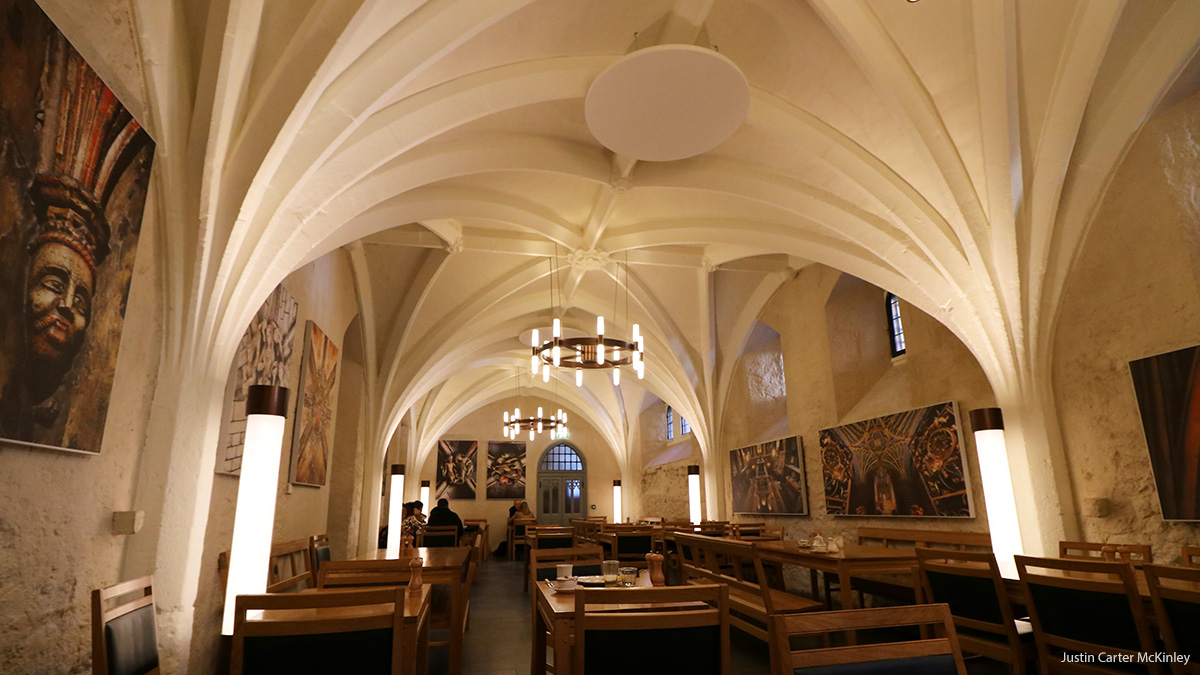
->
(427, 557), (1014, 674)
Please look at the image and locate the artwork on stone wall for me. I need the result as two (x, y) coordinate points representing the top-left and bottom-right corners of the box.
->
(487, 440), (526, 499)
(288, 321), (339, 487)
(1129, 345), (1200, 521)
(218, 284), (298, 474)
(820, 401), (972, 517)
(437, 440), (477, 500)
(0, 0), (155, 454)
(729, 435), (808, 515)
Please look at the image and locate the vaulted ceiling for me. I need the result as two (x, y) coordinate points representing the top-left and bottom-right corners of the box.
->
(43, 0), (1200, 478)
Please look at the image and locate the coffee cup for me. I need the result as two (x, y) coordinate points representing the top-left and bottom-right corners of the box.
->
(555, 577), (577, 590)
(556, 563), (573, 579)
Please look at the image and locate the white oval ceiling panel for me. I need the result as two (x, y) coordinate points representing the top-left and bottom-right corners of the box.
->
(585, 45), (750, 162)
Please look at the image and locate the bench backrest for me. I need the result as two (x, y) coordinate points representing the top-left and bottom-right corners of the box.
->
(675, 533), (777, 614)
(857, 527), (991, 551)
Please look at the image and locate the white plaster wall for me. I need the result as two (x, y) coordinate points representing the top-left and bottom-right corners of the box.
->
(718, 265), (996, 548)
(185, 250), (359, 673)
(0, 192), (163, 675)
(1053, 92), (1200, 562)
(410, 398), (622, 549)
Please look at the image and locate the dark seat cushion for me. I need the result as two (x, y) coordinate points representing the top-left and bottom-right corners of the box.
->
(242, 629), (392, 673)
(104, 604), (159, 675)
(314, 545), (331, 570)
(423, 534), (458, 548)
(1027, 582), (1143, 651)
(795, 654), (958, 674)
(1163, 597), (1200, 657)
(584, 625), (720, 674)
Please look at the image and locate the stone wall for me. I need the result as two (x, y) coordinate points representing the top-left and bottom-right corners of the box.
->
(1053, 91), (1200, 562)
(639, 461), (691, 521)
(716, 263), (997, 545)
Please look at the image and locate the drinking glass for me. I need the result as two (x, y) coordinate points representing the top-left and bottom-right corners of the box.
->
(602, 559), (620, 585)
(619, 566), (638, 587)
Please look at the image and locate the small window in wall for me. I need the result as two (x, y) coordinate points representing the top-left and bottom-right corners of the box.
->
(886, 292), (906, 357)
(540, 444), (584, 471)
(666, 406), (675, 440)
(680, 416), (691, 435)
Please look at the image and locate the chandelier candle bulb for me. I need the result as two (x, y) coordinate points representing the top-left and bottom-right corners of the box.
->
(576, 367), (583, 386)
(613, 367), (620, 385)
(542, 363), (550, 382)
(503, 426), (509, 438)
(532, 328), (539, 348)
(553, 318), (560, 338)
(632, 323), (639, 340)
(503, 411), (509, 423)
(552, 345), (560, 366)
(530, 354), (537, 374)
(529, 429), (534, 441)
(597, 315), (604, 335)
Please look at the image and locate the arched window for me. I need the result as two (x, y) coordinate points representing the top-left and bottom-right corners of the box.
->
(540, 443), (584, 471)
(680, 416), (691, 435)
(666, 406), (675, 440)
(886, 292), (906, 357)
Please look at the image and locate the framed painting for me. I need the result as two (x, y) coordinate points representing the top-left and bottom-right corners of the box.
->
(1129, 345), (1200, 521)
(217, 284), (298, 474)
(436, 440), (477, 500)
(487, 440), (526, 499)
(729, 435), (808, 515)
(289, 320), (339, 487)
(820, 401), (973, 517)
(0, 0), (155, 454)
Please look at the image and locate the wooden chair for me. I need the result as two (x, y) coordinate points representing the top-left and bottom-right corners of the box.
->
(92, 575), (160, 675)
(266, 537), (314, 592)
(1182, 546), (1200, 568)
(417, 525), (459, 548)
(610, 527), (662, 570)
(524, 526), (577, 591)
(573, 584), (731, 675)
(308, 534), (331, 587)
(638, 516), (663, 525)
(770, 604), (967, 675)
(317, 560), (414, 589)
(1058, 540), (1153, 565)
(230, 587), (406, 675)
(916, 547), (1034, 674)
(529, 544), (604, 593)
(1015, 555), (1161, 674)
(732, 523), (784, 540)
(1144, 564), (1200, 674)
(676, 532), (822, 644)
(508, 517), (537, 560)
(696, 521), (730, 537)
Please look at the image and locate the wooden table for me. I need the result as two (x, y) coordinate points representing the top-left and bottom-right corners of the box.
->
(251, 586), (431, 675)
(755, 541), (919, 610)
(532, 572), (672, 675)
(360, 547), (472, 675)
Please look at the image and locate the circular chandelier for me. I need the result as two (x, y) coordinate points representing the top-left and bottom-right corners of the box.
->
(528, 253), (645, 387)
(502, 405), (569, 441)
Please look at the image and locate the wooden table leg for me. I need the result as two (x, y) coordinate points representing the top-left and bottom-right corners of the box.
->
(531, 597), (548, 675)
(417, 610), (430, 675)
(449, 580), (463, 675)
(839, 563), (858, 646)
(552, 617), (572, 675)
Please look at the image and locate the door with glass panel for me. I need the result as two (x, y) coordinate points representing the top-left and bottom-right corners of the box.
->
(536, 443), (587, 526)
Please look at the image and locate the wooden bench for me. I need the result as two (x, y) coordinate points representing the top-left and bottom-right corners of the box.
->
(841, 527), (993, 604)
(218, 536), (320, 593)
(676, 533), (822, 643)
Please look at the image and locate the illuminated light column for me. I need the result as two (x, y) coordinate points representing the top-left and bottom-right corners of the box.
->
(385, 464), (406, 558)
(970, 408), (1023, 578)
(420, 480), (431, 509)
(222, 385), (289, 635)
(687, 465), (702, 524)
(613, 480), (623, 523)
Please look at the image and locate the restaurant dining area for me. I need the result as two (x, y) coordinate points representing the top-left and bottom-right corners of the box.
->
(4, 0), (1200, 674)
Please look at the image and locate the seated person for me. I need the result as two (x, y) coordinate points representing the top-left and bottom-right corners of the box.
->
(427, 498), (464, 538)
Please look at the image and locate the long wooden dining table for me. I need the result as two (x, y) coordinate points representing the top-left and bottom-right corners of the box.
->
(359, 547), (472, 675)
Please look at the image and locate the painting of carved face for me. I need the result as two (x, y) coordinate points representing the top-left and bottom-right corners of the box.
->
(26, 241), (93, 376)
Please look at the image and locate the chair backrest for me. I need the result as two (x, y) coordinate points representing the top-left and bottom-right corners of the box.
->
(530, 544), (605, 585)
(1182, 546), (1200, 568)
(316, 560), (414, 589)
(92, 575), (160, 675)
(1144, 563), (1200, 672)
(696, 521), (730, 537)
(230, 587), (405, 675)
(418, 525), (459, 548)
(308, 534), (331, 587)
(915, 548), (1020, 646)
(612, 528), (662, 565)
(266, 537), (313, 593)
(511, 516), (537, 537)
(1015, 555), (1159, 670)
(732, 523), (784, 540)
(675, 533), (777, 613)
(638, 516), (664, 525)
(1058, 540), (1153, 564)
(770, 604), (967, 675)
(528, 525), (576, 550)
(573, 584), (730, 675)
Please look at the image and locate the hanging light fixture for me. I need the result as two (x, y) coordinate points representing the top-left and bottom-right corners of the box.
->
(501, 370), (570, 440)
(530, 252), (645, 386)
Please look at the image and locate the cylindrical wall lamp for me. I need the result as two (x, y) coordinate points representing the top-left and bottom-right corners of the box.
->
(687, 465), (702, 524)
(420, 480), (431, 509)
(612, 480), (623, 524)
(969, 408), (1023, 579)
(385, 464), (406, 558)
(222, 385), (289, 635)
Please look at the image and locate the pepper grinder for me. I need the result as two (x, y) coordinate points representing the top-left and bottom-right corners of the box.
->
(646, 553), (666, 587)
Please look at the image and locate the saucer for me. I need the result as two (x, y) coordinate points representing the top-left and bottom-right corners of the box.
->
(576, 575), (606, 586)
(548, 581), (576, 594)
